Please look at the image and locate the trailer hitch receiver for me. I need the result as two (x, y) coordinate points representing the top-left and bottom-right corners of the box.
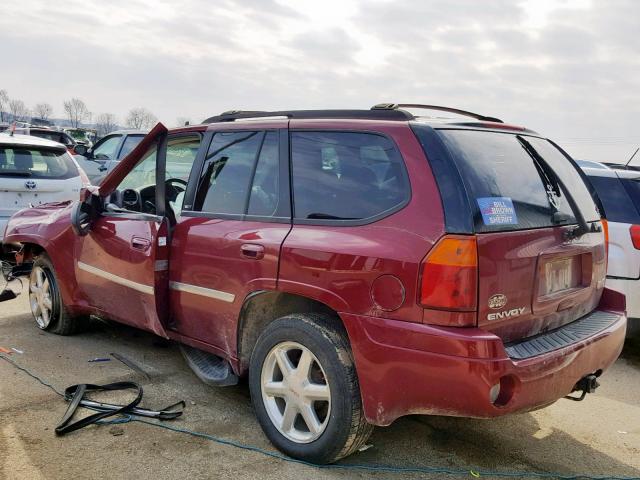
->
(565, 373), (600, 402)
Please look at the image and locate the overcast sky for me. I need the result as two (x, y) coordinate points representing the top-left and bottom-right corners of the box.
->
(1, 0), (638, 162)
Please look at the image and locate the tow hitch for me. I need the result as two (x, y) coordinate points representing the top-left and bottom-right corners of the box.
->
(565, 373), (600, 401)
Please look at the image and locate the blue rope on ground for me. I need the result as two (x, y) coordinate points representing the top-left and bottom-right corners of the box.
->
(2, 353), (639, 480)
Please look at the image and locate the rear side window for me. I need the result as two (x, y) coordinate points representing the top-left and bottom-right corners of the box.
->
(291, 131), (409, 221)
(620, 179), (640, 221)
(586, 175), (640, 224)
(193, 131), (279, 215)
(0, 146), (78, 179)
(437, 130), (600, 232)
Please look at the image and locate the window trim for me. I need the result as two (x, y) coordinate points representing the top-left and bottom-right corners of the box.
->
(288, 129), (411, 227)
(181, 128), (291, 224)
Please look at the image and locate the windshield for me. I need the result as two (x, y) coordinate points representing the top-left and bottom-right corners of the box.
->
(0, 146), (79, 179)
(437, 130), (600, 232)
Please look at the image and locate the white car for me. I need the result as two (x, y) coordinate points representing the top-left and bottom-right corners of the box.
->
(0, 133), (87, 241)
(581, 163), (640, 336)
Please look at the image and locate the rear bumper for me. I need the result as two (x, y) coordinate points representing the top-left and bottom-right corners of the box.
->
(341, 288), (626, 426)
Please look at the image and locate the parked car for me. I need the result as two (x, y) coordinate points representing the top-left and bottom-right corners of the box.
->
(0, 133), (86, 242)
(73, 130), (146, 184)
(64, 128), (96, 148)
(15, 127), (79, 154)
(3, 105), (626, 464)
(581, 162), (640, 336)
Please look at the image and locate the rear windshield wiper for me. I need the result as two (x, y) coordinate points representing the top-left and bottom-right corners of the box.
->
(306, 213), (358, 220)
(517, 136), (591, 239)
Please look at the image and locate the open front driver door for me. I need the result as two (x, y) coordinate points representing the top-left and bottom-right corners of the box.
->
(73, 123), (171, 338)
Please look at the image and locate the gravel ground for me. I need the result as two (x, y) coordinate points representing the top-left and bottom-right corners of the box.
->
(1, 293), (639, 480)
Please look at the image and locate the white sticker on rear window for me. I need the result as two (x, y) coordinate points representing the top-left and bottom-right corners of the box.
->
(477, 197), (518, 225)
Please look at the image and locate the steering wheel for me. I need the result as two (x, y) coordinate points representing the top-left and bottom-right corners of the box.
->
(165, 178), (187, 202)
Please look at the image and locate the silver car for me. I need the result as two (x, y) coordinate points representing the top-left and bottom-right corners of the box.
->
(74, 129), (147, 184)
(0, 133), (86, 241)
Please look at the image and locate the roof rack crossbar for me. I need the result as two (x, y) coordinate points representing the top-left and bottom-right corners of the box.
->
(202, 109), (414, 124)
(371, 103), (503, 123)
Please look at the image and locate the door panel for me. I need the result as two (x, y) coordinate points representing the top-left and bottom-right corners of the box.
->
(74, 123), (171, 337)
(169, 218), (290, 355)
(76, 216), (170, 337)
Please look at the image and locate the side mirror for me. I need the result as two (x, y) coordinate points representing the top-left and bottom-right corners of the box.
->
(74, 144), (88, 156)
(71, 187), (101, 236)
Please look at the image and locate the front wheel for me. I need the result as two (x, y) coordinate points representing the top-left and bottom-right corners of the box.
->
(29, 255), (85, 335)
(249, 314), (372, 464)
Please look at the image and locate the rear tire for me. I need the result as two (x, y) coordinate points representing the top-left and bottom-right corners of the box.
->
(249, 313), (372, 464)
(29, 255), (85, 335)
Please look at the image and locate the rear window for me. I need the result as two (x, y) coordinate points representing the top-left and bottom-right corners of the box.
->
(437, 130), (600, 232)
(585, 175), (640, 224)
(0, 146), (78, 179)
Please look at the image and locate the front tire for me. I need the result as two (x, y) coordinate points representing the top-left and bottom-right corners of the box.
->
(249, 313), (372, 464)
(29, 255), (85, 335)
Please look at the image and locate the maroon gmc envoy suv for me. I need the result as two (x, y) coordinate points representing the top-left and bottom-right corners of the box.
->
(2, 104), (626, 463)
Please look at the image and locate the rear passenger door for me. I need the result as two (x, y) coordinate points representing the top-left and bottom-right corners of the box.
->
(169, 124), (291, 356)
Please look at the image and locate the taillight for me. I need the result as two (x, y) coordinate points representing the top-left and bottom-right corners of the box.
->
(420, 235), (478, 311)
(630, 224), (640, 250)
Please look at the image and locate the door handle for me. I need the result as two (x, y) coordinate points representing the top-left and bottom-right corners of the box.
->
(131, 237), (151, 251)
(241, 243), (264, 260)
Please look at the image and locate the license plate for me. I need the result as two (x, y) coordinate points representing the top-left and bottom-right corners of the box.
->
(543, 257), (581, 295)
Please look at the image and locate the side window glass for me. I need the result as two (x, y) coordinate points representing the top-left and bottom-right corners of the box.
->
(588, 175), (640, 224)
(93, 135), (121, 159)
(118, 147), (157, 190)
(119, 135), (145, 159)
(166, 135), (201, 212)
(291, 132), (409, 221)
(193, 131), (262, 214)
(248, 131), (279, 216)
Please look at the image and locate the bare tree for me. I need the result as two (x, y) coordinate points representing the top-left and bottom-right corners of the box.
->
(126, 107), (157, 130)
(34, 102), (53, 120)
(63, 98), (89, 127)
(8, 99), (30, 122)
(176, 116), (191, 127)
(0, 90), (8, 122)
(95, 113), (118, 137)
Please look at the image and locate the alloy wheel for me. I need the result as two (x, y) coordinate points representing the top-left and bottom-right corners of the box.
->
(29, 266), (53, 329)
(260, 341), (331, 443)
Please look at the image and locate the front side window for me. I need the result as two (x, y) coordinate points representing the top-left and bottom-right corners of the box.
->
(119, 135), (145, 159)
(193, 131), (263, 215)
(93, 135), (121, 159)
(291, 131), (409, 221)
(0, 147), (78, 179)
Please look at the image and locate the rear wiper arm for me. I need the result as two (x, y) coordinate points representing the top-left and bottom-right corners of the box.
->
(517, 136), (591, 240)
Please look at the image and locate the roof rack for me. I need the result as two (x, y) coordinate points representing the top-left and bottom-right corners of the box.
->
(202, 109), (414, 124)
(371, 103), (503, 123)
